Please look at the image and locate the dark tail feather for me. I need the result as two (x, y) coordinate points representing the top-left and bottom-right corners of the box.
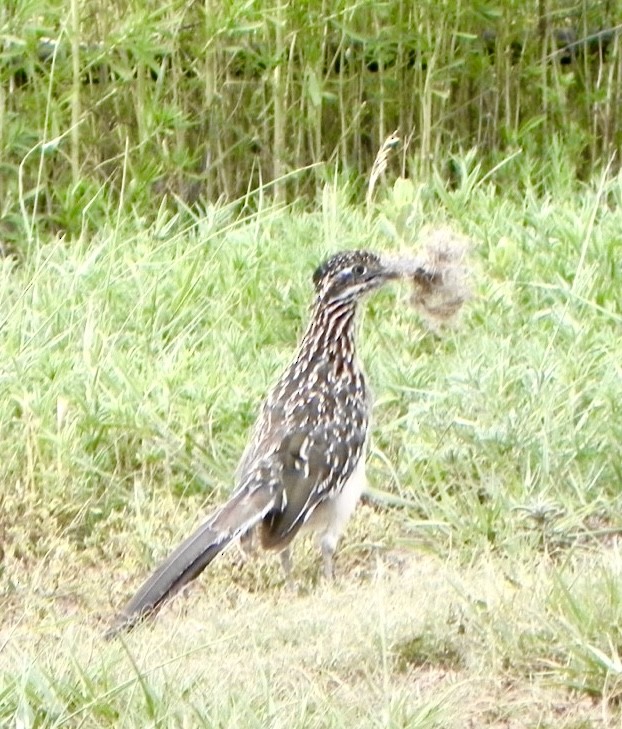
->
(106, 487), (275, 638)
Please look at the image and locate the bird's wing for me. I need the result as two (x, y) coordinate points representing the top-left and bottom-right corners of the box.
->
(255, 419), (367, 549)
(235, 401), (289, 482)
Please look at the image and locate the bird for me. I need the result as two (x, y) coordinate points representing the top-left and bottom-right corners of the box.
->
(107, 249), (405, 636)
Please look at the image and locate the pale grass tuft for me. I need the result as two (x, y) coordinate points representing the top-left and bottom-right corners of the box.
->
(366, 130), (400, 209)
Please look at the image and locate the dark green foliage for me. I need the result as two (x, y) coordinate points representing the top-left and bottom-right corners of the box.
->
(0, 1), (620, 243)
(393, 631), (464, 672)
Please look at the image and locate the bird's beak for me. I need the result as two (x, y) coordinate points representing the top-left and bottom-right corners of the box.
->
(379, 254), (418, 280)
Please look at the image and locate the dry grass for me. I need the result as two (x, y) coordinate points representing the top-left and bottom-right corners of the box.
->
(2, 503), (616, 727)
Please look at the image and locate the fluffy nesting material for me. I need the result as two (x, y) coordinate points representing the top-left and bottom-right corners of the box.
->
(393, 227), (473, 328)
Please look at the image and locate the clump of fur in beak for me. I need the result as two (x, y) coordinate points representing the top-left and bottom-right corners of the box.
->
(390, 227), (473, 328)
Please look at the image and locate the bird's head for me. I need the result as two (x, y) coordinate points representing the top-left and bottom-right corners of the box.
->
(312, 250), (402, 304)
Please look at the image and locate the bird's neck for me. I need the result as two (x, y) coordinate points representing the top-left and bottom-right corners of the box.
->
(296, 298), (358, 372)
(266, 297), (364, 408)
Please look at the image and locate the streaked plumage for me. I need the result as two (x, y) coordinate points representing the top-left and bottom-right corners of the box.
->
(107, 250), (402, 637)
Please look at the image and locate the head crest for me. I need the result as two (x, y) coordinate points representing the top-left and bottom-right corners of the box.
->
(312, 250), (380, 290)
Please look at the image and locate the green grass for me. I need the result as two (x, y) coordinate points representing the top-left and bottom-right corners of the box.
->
(1, 162), (622, 726)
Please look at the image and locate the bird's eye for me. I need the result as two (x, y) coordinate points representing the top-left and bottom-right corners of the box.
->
(352, 264), (366, 276)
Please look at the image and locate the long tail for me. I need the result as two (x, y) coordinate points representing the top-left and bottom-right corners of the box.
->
(106, 486), (276, 637)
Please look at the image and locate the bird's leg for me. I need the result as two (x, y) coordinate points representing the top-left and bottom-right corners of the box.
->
(279, 547), (293, 584)
(238, 529), (257, 559)
(320, 534), (337, 580)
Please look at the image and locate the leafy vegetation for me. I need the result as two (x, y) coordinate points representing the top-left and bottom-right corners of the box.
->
(1, 0), (620, 243)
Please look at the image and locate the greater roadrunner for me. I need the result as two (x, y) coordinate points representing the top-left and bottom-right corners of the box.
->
(108, 250), (404, 636)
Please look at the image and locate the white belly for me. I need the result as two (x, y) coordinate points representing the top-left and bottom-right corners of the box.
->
(303, 455), (367, 548)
